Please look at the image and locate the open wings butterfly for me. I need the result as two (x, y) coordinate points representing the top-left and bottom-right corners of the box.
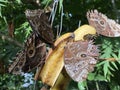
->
(87, 9), (120, 37)
(64, 40), (99, 82)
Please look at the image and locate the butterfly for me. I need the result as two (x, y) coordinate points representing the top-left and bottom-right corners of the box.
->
(64, 40), (99, 82)
(9, 8), (55, 74)
(87, 9), (120, 37)
(9, 33), (46, 75)
(25, 9), (54, 46)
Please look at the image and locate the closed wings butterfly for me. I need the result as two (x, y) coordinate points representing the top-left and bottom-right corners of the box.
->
(87, 9), (120, 37)
(25, 9), (54, 45)
(9, 33), (46, 74)
(64, 40), (99, 82)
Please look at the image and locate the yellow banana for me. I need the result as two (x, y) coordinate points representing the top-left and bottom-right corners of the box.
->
(74, 24), (96, 41)
(35, 24), (96, 89)
(39, 33), (74, 87)
(50, 68), (71, 90)
(50, 25), (96, 90)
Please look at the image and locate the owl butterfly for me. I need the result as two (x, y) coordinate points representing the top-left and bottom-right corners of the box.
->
(9, 33), (46, 74)
(64, 40), (99, 82)
(87, 9), (120, 37)
(25, 9), (54, 46)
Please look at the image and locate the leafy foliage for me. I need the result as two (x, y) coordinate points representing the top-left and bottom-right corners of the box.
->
(0, 74), (23, 90)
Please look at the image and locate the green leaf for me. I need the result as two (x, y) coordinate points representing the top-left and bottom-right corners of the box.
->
(78, 81), (87, 90)
(0, 0), (8, 3)
(94, 74), (107, 81)
(59, 0), (63, 13)
(108, 65), (115, 71)
(16, 0), (22, 4)
(0, 3), (6, 7)
(107, 69), (114, 77)
(111, 53), (118, 59)
(118, 49), (120, 59)
(117, 60), (120, 64)
(103, 61), (109, 77)
(96, 60), (107, 67)
(111, 62), (118, 70)
(87, 73), (95, 81)
(42, 0), (51, 7)
(3, 16), (7, 24)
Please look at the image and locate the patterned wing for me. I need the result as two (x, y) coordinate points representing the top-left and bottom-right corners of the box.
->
(23, 33), (46, 72)
(8, 33), (46, 74)
(64, 40), (99, 82)
(8, 50), (26, 74)
(25, 9), (54, 45)
(87, 10), (120, 37)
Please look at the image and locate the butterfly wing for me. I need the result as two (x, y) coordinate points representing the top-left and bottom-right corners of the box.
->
(64, 40), (99, 82)
(87, 10), (120, 37)
(8, 50), (26, 74)
(25, 9), (54, 45)
(9, 33), (46, 74)
(23, 33), (46, 72)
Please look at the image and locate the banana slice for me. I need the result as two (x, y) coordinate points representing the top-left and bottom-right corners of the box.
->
(39, 33), (74, 86)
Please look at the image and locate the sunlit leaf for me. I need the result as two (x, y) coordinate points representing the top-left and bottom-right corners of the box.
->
(111, 53), (118, 59)
(42, 0), (52, 7)
(103, 61), (109, 77)
(94, 74), (107, 81)
(78, 81), (87, 90)
(59, 0), (63, 13)
(118, 49), (120, 59)
(96, 60), (107, 67)
(111, 62), (118, 70)
(108, 65), (115, 71)
(0, 0), (8, 2)
(87, 73), (95, 81)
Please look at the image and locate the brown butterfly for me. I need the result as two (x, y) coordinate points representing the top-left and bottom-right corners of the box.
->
(87, 9), (120, 37)
(9, 33), (46, 74)
(64, 40), (99, 82)
(25, 9), (54, 46)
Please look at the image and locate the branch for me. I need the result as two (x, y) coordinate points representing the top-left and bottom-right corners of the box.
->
(0, 32), (24, 48)
(99, 58), (117, 62)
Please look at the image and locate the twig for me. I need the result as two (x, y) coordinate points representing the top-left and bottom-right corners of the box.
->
(0, 32), (23, 48)
(99, 58), (117, 61)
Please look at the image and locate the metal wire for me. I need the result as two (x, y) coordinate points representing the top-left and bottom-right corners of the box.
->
(58, 4), (63, 37)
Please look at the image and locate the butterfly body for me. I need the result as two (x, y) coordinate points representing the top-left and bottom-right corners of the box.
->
(87, 10), (120, 37)
(64, 40), (99, 82)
